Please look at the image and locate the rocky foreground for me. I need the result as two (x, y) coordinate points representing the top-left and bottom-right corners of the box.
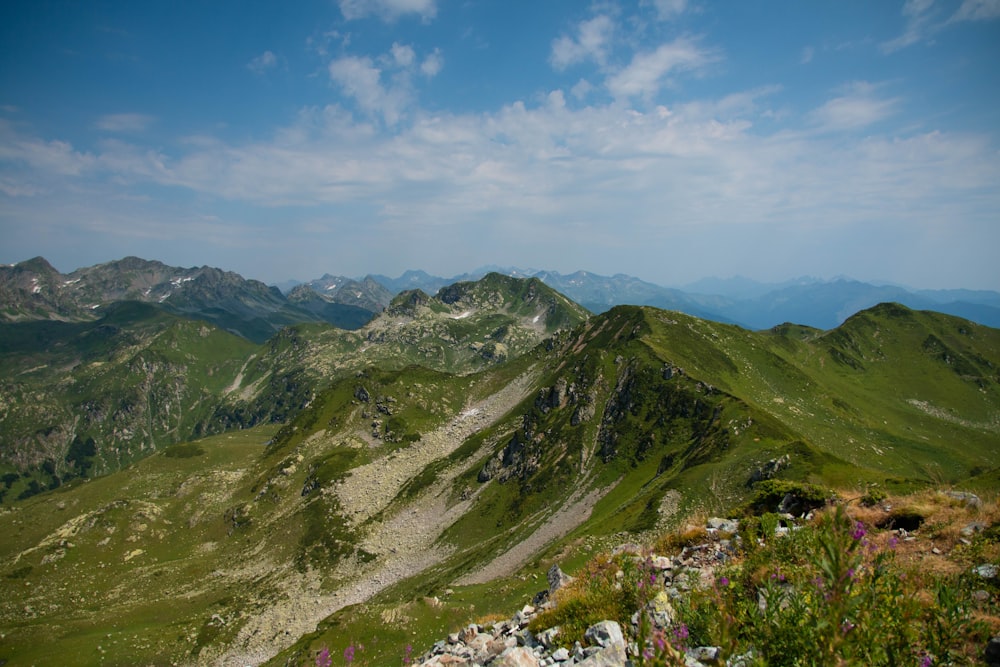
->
(412, 517), (748, 667)
(404, 502), (1000, 667)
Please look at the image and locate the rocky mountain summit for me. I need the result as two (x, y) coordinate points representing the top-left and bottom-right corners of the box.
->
(0, 256), (335, 341)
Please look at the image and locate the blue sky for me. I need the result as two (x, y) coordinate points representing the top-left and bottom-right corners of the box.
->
(1, 0), (998, 290)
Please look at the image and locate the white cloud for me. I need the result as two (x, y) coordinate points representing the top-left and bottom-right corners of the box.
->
(338, 0), (436, 22)
(390, 43), (416, 68)
(809, 82), (899, 131)
(329, 43), (443, 123)
(571, 78), (594, 100)
(4, 79), (998, 289)
(95, 113), (154, 133)
(950, 0), (1000, 21)
(550, 15), (615, 70)
(420, 49), (443, 77)
(606, 37), (716, 100)
(800, 46), (815, 64)
(879, 0), (999, 52)
(881, 0), (938, 53)
(646, 0), (688, 20)
(328, 55), (409, 126)
(247, 50), (278, 74)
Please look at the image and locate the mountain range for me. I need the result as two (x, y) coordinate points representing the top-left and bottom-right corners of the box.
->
(0, 256), (998, 666)
(5, 257), (999, 339)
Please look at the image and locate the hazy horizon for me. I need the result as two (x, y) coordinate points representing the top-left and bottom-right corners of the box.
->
(2, 1), (998, 291)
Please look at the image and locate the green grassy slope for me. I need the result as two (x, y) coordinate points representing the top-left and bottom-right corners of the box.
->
(0, 302), (996, 666)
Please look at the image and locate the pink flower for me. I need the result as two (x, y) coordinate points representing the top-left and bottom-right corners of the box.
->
(316, 647), (332, 667)
(344, 645), (355, 665)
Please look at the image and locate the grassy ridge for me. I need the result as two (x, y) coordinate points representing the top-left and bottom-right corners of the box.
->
(0, 301), (997, 665)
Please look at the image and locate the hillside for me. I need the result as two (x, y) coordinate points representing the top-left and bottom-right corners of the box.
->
(0, 302), (996, 666)
(0, 273), (590, 503)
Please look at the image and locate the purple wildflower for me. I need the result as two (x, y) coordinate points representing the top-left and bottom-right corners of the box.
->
(852, 522), (867, 541)
(717, 576), (730, 587)
(316, 647), (332, 667)
(673, 624), (689, 641)
(888, 536), (899, 550)
(344, 645), (355, 665)
(920, 653), (933, 667)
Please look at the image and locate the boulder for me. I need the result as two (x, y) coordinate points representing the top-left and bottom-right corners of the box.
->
(547, 563), (575, 595)
(493, 646), (540, 667)
(985, 636), (1000, 666)
(584, 621), (625, 649)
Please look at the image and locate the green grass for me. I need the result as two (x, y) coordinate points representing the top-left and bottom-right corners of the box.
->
(1, 301), (997, 665)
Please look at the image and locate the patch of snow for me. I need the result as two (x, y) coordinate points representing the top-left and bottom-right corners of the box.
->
(532, 315), (540, 323)
(159, 292), (171, 303)
(325, 284), (337, 291)
(89, 304), (100, 309)
(62, 278), (81, 287)
(31, 278), (41, 293)
(451, 311), (472, 319)
(170, 276), (194, 287)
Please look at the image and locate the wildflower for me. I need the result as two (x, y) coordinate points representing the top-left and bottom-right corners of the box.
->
(920, 653), (933, 667)
(888, 536), (899, 550)
(840, 620), (855, 635)
(717, 576), (729, 587)
(852, 522), (866, 541)
(316, 647), (332, 667)
(673, 624), (689, 641)
(344, 645), (355, 665)
(403, 644), (413, 666)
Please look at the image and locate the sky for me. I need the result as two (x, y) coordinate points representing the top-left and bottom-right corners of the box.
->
(1, 1), (999, 290)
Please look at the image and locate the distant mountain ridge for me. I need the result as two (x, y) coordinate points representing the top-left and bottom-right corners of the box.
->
(0, 256), (377, 342)
(343, 268), (1000, 330)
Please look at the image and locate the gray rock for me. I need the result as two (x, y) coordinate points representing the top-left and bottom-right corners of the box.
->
(985, 635), (1000, 665)
(688, 646), (721, 662)
(974, 564), (998, 579)
(548, 564), (575, 595)
(584, 621), (625, 649)
(537, 627), (562, 650)
(494, 646), (540, 667)
(961, 521), (987, 537)
(552, 647), (571, 662)
(945, 490), (982, 509)
(576, 643), (627, 667)
(707, 517), (739, 533)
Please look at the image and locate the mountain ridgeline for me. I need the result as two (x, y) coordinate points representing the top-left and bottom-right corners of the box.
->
(0, 268), (590, 501)
(0, 288), (997, 665)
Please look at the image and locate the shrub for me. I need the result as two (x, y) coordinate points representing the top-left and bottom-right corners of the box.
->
(661, 506), (989, 666)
